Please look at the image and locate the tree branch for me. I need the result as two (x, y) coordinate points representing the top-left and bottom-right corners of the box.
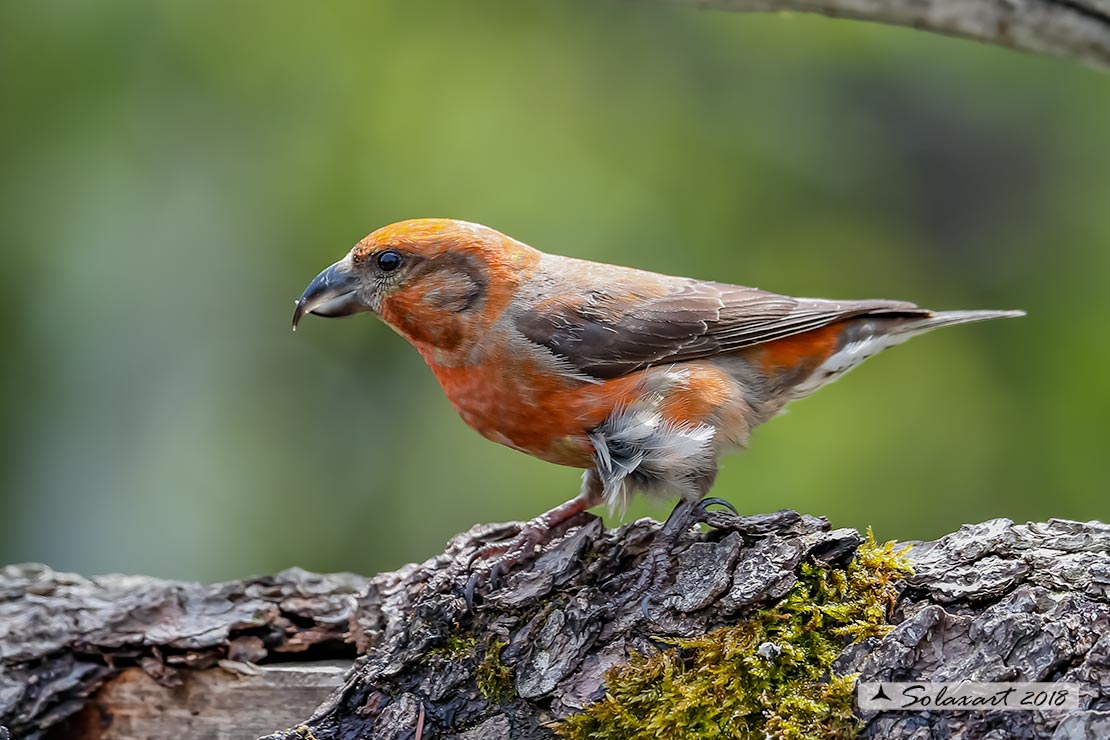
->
(2, 512), (1108, 739)
(660, 0), (1110, 70)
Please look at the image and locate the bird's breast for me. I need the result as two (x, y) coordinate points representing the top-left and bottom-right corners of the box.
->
(425, 360), (634, 467)
(425, 358), (754, 468)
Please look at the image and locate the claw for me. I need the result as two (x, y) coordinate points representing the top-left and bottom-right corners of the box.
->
(622, 546), (672, 621)
(698, 497), (738, 515)
(462, 520), (557, 606)
(464, 572), (481, 610)
(463, 556), (514, 610)
(489, 560), (507, 587)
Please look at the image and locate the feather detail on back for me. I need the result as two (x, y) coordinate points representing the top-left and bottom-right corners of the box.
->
(517, 256), (927, 380)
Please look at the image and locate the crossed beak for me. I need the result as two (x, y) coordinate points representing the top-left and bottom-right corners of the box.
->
(291, 259), (368, 330)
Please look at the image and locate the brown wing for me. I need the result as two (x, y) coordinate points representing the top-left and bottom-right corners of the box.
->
(515, 278), (926, 379)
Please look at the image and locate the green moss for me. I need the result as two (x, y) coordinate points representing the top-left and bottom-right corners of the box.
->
(557, 532), (911, 740)
(426, 633), (516, 704)
(424, 633), (478, 668)
(440, 634), (479, 660)
(476, 638), (515, 703)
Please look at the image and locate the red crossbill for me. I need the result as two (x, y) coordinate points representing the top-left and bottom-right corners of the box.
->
(293, 219), (1021, 559)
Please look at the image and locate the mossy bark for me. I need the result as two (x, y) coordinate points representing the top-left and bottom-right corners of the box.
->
(2, 513), (1109, 739)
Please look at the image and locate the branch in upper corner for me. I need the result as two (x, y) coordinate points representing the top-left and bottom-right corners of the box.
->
(657, 0), (1110, 71)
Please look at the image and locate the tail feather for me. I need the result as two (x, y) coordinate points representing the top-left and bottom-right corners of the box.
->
(786, 308), (1023, 401)
(890, 309), (1026, 337)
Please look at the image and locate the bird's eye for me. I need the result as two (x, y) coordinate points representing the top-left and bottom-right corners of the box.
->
(376, 250), (403, 272)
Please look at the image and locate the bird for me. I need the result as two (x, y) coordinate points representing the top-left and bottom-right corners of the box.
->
(293, 218), (1022, 565)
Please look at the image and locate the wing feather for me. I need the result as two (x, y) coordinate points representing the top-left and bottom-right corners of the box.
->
(516, 277), (925, 379)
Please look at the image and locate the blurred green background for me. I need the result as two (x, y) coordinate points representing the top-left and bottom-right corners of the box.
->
(1, 1), (1107, 582)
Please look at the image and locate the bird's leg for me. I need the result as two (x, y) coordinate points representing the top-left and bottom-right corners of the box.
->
(468, 470), (604, 582)
(619, 497), (699, 612)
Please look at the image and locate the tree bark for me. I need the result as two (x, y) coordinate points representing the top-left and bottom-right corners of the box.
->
(657, 0), (1110, 71)
(2, 511), (1108, 739)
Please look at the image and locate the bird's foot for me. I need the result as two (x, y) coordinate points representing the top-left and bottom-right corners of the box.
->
(470, 519), (553, 568)
(610, 497), (739, 619)
(464, 519), (556, 607)
(463, 486), (604, 607)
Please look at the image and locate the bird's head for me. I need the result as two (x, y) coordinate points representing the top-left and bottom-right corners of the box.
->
(293, 218), (540, 364)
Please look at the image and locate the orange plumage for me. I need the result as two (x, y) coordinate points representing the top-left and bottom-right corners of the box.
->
(293, 218), (1022, 548)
